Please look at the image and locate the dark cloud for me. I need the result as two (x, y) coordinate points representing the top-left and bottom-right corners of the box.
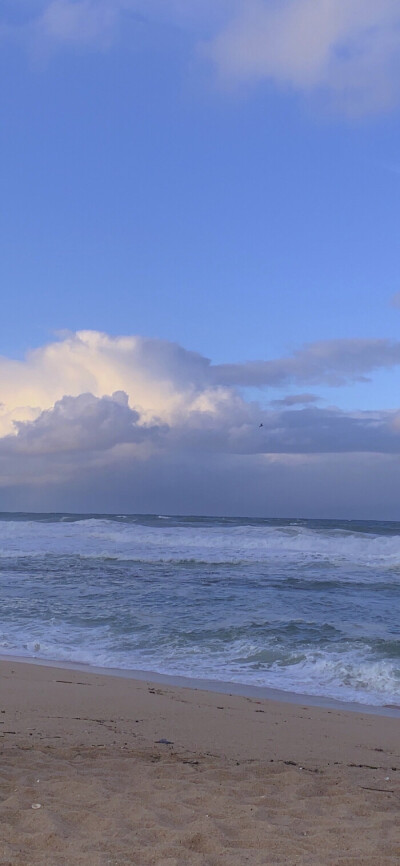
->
(213, 408), (399, 456)
(2, 450), (400, 521)
(250, 407), (400, 455)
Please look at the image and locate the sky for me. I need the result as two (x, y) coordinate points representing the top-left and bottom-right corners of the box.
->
(1, 0), (400, 518)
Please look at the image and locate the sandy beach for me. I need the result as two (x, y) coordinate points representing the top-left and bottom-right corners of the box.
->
(0, 659), (399, 864)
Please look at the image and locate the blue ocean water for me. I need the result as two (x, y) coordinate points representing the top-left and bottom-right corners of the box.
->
(0, 513), (399, 706)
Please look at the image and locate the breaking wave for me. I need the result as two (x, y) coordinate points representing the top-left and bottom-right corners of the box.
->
(0, 513), (399, 706)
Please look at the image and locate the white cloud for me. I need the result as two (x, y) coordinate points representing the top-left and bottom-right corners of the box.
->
(0, 330), (213, 436)
(0, 330), (400, 514)
(1, 329), (400, 460)
(4, 1), (400, 114)
(206, 0), (400, 114)
(3, 331), (400, 442)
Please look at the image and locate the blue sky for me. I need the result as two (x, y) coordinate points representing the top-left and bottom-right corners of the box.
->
(1, 1), (400, 516)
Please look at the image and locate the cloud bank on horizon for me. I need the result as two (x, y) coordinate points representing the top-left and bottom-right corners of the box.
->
(5, 0), (400, 115)
(1, 330), (400, 517)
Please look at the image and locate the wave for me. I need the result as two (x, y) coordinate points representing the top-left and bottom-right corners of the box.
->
(1, 518), (400, 567)
(0, 632), (398, 706)
(0, 513), (398, 707)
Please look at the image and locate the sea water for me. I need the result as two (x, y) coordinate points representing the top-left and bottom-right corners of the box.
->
(0, 513), (399, 706)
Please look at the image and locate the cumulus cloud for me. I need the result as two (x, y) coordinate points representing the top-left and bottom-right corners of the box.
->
(3, 332), (400, 440)
(0, 330), (400, 514)
(206, 0), (400, 114)
(6, 391), (164, 455)
(0, 330), (212, 437)
(0, 389), (164, 492)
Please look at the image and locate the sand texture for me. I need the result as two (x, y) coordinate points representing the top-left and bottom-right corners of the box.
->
(0, 660), (399, 865)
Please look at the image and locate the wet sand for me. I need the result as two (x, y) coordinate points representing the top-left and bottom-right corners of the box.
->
(0, 659), (399, 864)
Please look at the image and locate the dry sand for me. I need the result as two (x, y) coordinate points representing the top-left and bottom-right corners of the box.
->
(0, 659), (399, 865)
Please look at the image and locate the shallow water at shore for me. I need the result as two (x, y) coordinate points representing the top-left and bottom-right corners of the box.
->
(0, 512), (399, 706)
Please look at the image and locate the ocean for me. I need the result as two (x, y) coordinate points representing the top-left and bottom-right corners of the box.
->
(0, 513), (399, 707)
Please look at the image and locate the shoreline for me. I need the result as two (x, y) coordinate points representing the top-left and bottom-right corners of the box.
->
(1, 651), (399, 719)
(1, 657), (400, 764)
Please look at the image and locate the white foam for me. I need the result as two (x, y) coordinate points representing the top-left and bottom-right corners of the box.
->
(0, 515), (399, 707)
(0, 517), (399, 568)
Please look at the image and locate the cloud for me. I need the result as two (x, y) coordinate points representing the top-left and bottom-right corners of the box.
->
(5, 391), (164, 455)
(206, 0), (400, 114)
(0, 330), (400, 516)
(169, 403), (400, 458)
(4, 1), (400, 115)
(2, 331), (400, 441)
(254, 406), (400, 455)
(4, 383), (400, 461)
(0, 387), (167, 492)
(0, 331), (400, 454)
(0, 330), (213, 437)
(212, 338), (400, 388)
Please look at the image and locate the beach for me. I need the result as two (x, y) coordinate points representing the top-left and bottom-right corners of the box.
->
(1, 659), (399, 865)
